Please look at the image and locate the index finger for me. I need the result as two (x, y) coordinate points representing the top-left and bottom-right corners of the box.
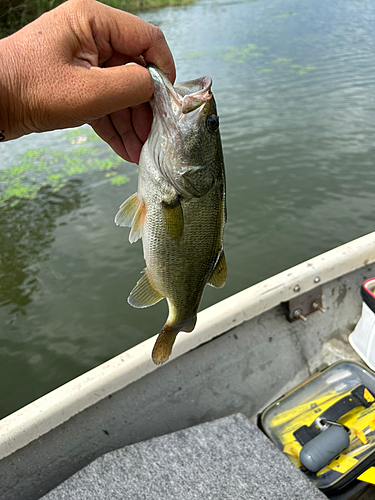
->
(90, 1), (176, 83)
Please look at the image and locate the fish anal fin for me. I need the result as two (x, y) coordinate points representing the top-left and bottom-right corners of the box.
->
(162, 197), (184, 243)
(128, 270), (163, 309)
(181, 316), (197, 333)
(207, 250), (227, 289)
(115, 193), (139, 227)
(129, 200), (146, 244)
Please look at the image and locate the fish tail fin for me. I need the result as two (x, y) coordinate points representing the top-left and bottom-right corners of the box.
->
(151, 315), (197, 365)
(152, 324), (179, 365)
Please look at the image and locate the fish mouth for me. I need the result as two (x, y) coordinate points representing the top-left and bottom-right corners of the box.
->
(146, 65), (213, 197)
(147, 64), (212, 118)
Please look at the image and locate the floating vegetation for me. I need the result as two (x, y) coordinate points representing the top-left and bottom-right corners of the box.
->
(109, 175), (130, 186)
(270, 58), (315, 76)
(290, 64), (316, 75)
(186, 49), (205, 58)
(272, 58), (293, 64)
(0, 128), (131, 208)
(273, 12), (298, 19)
(222, 44), (261, 64)
(187, 44), (265, 64)
(259, 68), (273, 73)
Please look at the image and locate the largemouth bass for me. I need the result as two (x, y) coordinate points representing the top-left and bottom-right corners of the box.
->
(115, 65), (226, 365)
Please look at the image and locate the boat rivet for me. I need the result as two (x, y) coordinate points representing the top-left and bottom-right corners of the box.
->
(313, 301), (326, 313)
(294, 285), (301, 292)
(314, 277), (321, 283)
(294, 309), (307, 322)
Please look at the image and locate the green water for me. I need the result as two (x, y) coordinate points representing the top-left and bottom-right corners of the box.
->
(1, 0), (375, 418)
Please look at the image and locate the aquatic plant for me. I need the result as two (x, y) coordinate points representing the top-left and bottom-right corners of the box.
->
(273, 12), (298, 19)
(290, 64), (316, 76)
(0, 128), (130, 208)
(272, 58), (293, 64)
(187, 44), (265, 64)
(222, 44), (261, 64)
(186, 49), (205, 58)
(271, 58), (315, 76)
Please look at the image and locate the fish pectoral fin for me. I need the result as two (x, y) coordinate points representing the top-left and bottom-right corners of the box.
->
(128, 270), (163, 308)
(115, 193), (139, 227)
(207, 250), (227, 288)
(162, 197), (184, 243)
(115, 193), (145, 244)
(181, 165), (214, 198)
(129, 200), (146, 244)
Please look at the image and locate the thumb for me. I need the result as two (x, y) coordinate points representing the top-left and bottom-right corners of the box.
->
(72, 63), (154, 122)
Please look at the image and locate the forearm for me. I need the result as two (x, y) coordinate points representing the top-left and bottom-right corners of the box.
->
(0, 35), (22, 141)
(0, 25), (51, 141)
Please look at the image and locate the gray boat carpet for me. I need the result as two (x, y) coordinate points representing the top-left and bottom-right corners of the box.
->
(42, 413), (327, 499)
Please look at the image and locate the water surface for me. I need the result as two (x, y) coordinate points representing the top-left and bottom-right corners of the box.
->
(1, 0), (375, 418)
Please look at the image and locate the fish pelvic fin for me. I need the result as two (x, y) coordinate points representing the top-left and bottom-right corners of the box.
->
(207, 250), (227, 288)
(114, 193), (145, 244)
(128, 269), (163, 309)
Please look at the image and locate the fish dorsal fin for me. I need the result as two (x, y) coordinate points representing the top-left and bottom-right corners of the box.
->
(162, 197), (184, 243)
(128, 269), (163, 308)
(115, 193), (139, 227)
(207, 250), (227, 288)
(129, 200), (146, 244)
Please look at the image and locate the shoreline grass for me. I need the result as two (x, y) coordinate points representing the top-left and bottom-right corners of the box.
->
(0, 0), (195, 38)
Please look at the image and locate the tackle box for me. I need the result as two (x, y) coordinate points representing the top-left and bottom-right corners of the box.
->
(259, 361), (375, 497)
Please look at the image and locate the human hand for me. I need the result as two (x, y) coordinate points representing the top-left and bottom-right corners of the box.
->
(0, 0), (175, 163)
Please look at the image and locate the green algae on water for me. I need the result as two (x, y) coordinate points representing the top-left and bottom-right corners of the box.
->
(271, 58), (315, 76)
(110, 175), (130, 186)
(273, 12), (298, 19)
(290, 64), (316, 75)
(272, 58), (293, 64)
(186, 44), (265, 64)
(0, 128), (131, 208)
(222, 44), (262, 64)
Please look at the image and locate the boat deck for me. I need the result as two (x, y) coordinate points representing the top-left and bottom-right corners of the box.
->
(42, 414), (326, 500)
(40, 413), (375, 500)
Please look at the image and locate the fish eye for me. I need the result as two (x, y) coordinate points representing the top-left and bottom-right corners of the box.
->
(207, 114), (219, 132)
